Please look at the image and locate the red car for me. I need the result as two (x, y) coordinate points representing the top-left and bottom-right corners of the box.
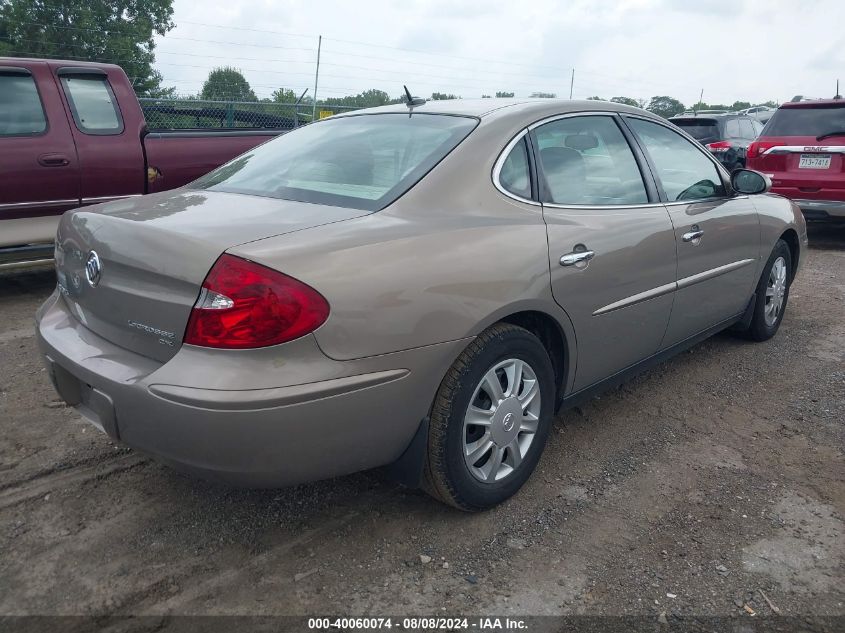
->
(747, 99), (845, 222)
(0, 58), (288, 269)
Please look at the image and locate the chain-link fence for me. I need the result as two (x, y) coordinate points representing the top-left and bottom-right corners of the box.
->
(139, 98), (361, 130)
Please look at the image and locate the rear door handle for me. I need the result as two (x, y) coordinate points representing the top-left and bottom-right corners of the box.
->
(38, 153), (70, 167)
(682, 227), (704, 243)
(560, 250), (595, 266)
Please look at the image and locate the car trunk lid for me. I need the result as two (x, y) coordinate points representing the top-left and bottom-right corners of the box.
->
(54, 189), (367, 362)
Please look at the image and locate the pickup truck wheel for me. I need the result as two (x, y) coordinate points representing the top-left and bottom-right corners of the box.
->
(745, 239), (792, 341)
(423, 323), (555, 511)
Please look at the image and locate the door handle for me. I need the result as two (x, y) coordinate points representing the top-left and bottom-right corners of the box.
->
(682, 227), (704, 243)
(560, 250), (595, 267)
(38, 153), (70, 167)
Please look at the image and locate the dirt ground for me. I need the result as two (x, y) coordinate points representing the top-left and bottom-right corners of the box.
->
(1, 224), (843, 625)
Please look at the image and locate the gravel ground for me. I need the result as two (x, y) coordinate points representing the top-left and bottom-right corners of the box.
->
(0, 224), (843, 624)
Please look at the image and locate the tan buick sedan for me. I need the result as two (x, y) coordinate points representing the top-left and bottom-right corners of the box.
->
(36, 99), (807, 510)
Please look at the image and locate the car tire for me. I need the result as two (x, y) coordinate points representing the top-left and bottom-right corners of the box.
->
(744, 239), (792, 342)
(422, 323), (556, 511)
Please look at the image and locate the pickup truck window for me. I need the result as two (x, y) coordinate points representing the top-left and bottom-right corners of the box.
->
(0, 74), (47, 136)
(60, 76), (124, 135)
(191, 113), (478, 211)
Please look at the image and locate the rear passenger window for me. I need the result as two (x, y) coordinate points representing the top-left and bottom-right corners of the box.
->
(0, 73), (47, 136)
(740, 119), (757, 138)
(725, 119), (741, 138)
(532, 116), (648, 206)
(627, 118), (726, 202)
(60, 75), (123, 134)
(498, 137), (532, 199)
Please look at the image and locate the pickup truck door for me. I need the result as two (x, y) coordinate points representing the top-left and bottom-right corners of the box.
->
(623, 116), (760, 348)
(56, 66), (145, 206)
(0, 63), (79, 246)
(530, 113), (677, 392)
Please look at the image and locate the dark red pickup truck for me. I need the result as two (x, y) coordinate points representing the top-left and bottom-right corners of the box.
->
(0, 58), (282, 267)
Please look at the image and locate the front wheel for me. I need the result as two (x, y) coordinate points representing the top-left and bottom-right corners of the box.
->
(423, 323), (555, 511)
(743, 239), (792, 341)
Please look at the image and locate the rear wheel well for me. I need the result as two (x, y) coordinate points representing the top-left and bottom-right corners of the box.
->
(500, 311), (567, 399)
(779, 228), (800, 281)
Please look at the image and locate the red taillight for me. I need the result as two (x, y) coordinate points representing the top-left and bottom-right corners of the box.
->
(184, 254), (329, 349)
(747, 140), (777, 159)
(706, 141), (732, 152)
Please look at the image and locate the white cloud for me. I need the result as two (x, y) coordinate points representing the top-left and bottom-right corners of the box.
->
(154, 0), (845, 105)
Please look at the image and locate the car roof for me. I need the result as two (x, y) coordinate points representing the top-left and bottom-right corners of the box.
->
(332, 98), (654, 123)
(672, 117), (722, 123)
(671, 112), (745, 119)
(780, 99), (845, 109)
(0, 56), (122, 72)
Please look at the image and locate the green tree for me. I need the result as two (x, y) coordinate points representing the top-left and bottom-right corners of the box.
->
(0, 0), (175, 97)
(611, 96), (640, 107)
(200, 67), (257, 102)
(530, 92), (556, 98)
(431, 92), (459, 100)
(495, 91), (515, 98)
(731, 100), (752, 111)
(586, 95), (604, 101)
(271, 88), (299, 103)
(322, 89), (393, 108)
(646, 95), (685, 118)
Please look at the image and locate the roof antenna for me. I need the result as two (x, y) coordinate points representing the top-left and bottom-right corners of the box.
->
(403, 85), (426, 108)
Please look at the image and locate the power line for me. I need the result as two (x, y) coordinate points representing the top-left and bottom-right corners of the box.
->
(3, 22), (699, 94)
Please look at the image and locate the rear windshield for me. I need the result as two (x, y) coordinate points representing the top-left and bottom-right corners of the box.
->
(191, 113), (478, 211)
(672, 119), (719, 140)
(763, 105), (845, 137)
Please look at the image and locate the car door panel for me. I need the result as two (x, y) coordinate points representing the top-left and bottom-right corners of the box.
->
(623, 116), (761, 348)
(530, 114), (676, 392)
(544, 206), (677, 391)
(662, 197), (760, 346)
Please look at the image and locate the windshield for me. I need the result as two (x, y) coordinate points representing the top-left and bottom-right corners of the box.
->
(190, 113), (477, 211)
(762, 105), (845, 137)
(673, 120), (719, 140)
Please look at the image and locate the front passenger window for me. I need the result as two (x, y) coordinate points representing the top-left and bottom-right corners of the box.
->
(626, 118), (726, 202)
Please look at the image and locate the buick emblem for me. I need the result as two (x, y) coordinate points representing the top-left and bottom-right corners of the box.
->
(502, 412), (515, 432)
(85, 251), (102, 287)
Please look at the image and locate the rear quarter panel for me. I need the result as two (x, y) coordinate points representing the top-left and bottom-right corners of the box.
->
(144, 131), (280, 193)
(753, 193), (808, 276)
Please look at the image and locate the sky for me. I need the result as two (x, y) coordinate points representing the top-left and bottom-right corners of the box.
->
(153, 0), (845, 106)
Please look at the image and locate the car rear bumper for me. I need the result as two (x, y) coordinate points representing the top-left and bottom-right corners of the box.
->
(36, 290), (463, 487)
(791, 198), (845, 221)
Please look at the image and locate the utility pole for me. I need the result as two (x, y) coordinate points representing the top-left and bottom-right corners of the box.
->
(312, 35), (322, 121)
(695, 89), (703, 114)
(569, 68), (575, 99)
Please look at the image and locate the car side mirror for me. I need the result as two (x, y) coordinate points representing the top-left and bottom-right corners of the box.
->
(731, 168), (771, 195)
